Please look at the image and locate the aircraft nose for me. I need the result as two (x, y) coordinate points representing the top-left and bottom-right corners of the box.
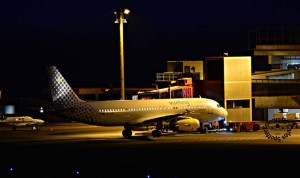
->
(223, 108), (228, 117)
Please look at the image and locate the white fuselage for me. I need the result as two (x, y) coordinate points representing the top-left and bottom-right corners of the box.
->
(60, 98), (228, 126)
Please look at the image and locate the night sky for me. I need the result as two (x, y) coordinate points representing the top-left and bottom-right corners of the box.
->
(1, 0), (300, 99)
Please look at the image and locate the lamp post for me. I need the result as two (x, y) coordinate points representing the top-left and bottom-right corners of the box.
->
(114, 8), (130, 100)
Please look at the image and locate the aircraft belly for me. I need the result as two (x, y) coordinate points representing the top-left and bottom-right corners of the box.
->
(99, 113), (136, 126)
(99, 111), (164, 126)
(188, 112), (219, 122)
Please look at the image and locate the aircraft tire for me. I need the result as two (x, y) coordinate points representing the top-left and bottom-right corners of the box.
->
(122, 130), (132, 138)
(152, 130), (162, 137)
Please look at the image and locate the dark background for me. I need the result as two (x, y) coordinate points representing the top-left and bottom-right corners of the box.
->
(1, 0), (300, 98)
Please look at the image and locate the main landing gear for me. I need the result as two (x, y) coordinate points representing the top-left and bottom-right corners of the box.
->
(122, 124), (133, 138)
(122, 121), (164, 139)
(151, 129), (162, 137)
(122, 129), (132, 138)
(151, 120), (163, 137)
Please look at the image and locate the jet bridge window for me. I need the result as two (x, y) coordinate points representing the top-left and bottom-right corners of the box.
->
(227, 100), (250, 109)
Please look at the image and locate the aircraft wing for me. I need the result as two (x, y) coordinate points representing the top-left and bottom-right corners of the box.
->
(128, 113), (185, 125)
(0, 120), (27, 127)
(25, 121), (44, 126)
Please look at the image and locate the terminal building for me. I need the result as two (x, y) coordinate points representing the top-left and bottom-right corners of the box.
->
(251, 27), (300, 121)
(152, 52), (300, 123)
(140, 27), (300, 122)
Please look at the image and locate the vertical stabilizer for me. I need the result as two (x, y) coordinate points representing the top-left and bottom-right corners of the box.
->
(46, 66), (83, 109)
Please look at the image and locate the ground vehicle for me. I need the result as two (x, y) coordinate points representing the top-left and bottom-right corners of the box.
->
(272, 112), (300, 129)
(225, 121), (261, 132)
(273, 112), (300, 120)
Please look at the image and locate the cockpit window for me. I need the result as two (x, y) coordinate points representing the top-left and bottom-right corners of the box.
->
(209, 101), (223, 108)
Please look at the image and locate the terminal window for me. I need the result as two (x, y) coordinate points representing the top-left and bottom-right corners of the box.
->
(227, 100), (250, 109)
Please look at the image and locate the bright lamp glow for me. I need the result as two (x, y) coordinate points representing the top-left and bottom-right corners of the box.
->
(124, 8), (130, 14)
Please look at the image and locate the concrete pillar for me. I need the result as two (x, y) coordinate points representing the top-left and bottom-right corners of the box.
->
(268, 55), (272, 64)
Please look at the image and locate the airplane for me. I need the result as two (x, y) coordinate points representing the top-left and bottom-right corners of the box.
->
(46, 66), (228, 138)
(0, 115), (45, 131)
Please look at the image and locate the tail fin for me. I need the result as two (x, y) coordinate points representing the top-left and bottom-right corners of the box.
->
(46, 66), (83, 109)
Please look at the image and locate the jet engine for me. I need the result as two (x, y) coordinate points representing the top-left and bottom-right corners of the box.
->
(176, 118), (200, 132)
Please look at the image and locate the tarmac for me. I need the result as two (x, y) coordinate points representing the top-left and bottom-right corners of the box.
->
(1, 122), (300, 178)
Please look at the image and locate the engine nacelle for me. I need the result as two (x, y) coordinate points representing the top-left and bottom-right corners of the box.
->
(176, 118), (200, 132)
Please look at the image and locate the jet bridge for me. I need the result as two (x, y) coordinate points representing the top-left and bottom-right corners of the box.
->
(254, 96), (300, 109)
